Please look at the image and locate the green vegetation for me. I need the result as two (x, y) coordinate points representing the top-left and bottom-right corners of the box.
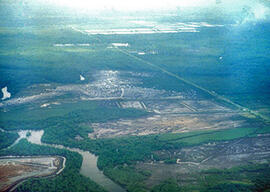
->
(0, 101), (148, 127)
(178, 127), (256, 145)
(0, 98), (265, 192)
(204, 183), (253, 192)
(118, 163), (270, 192)
(253, 166), (270, 192)
(0, 101), (101, 122)
(5, 115), (254, 171)
(26, 131), (31, 137)
(0, 101), (148, 141)
(104, 166), (150, 192)
(1, 2), (270, 192)
(254, 126), (270, 135)
(0, 131), (18, 150)
(180, 163), (270, 192)
(126, 26), (270, 119)
(164, 158), (177, 164)
(41, 106), (148, 144)
(151, 179), (181, 192)
(1, 117), (266, 192)
(92, 127), (258, 169)
(0, 139), (106, 192)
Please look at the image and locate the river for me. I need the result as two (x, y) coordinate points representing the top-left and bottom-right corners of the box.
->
(9, 130), (126, 192)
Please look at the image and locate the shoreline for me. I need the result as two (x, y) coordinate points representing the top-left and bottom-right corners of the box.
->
(0, 155), (65, 192)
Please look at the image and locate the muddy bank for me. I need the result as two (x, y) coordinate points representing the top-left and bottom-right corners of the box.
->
(1, 129), (126, 192)
(0, 156), (65, 192)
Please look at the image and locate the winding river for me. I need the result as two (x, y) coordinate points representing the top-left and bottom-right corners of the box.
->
(9, 130), (126, 192)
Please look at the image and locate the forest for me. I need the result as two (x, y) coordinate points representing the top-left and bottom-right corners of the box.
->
(0, 131), (18, 150)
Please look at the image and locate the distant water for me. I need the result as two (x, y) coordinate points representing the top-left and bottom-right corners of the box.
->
(1, 86), (11, 100)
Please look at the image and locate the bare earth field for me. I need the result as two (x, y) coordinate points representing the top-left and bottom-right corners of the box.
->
(88, 93), (252, 139)
(0, 70), (256, 140)
(89, 110), (247, 138)
(0, 156), (64, 192)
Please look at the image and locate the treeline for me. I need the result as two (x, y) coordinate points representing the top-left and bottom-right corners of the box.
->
(150, 164), (270, 192)
(1, 100), (269, 192)
(191, 164), (270, 192)
(44, 132), (183, 170)
(1, 105), (148, 132)
(103, 165), (150, 192)
(0, 131), (18, 150)
(151, 179), (181, 192)
(42, 127), (258, 170)
(42, 128), (270, 192)
(0, 139), (106, 192)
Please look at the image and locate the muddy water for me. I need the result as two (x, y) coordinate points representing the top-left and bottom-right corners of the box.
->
(71, 149), (126, 192)
(12, 130), (126, 192)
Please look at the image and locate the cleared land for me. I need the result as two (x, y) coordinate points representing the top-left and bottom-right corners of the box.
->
(0, 156), (64, 192)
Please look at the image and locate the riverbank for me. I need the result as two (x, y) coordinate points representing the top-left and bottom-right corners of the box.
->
(0, 156), (65, 192)
(0, 129), (126, 192)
